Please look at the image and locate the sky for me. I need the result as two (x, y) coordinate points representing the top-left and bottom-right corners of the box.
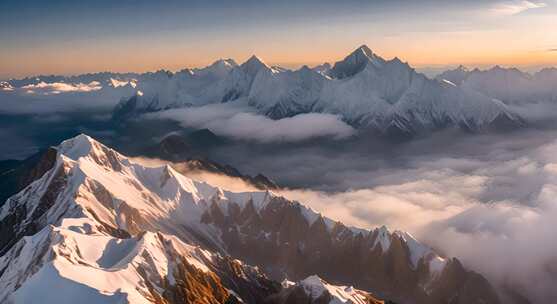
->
(1, 0), (557, 79)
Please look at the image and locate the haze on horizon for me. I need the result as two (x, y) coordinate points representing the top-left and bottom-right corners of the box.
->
(1, 0), (557, 79)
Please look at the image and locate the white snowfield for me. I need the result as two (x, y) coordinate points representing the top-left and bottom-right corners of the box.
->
(0, 135), (447, 303)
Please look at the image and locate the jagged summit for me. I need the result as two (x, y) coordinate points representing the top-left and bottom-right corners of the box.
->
(199, 58), (238, 76)
(329, 45), (384, 79)
(436, 65), (472, 85)
(353, 44), (374, 57)
(213, 58), (238, 67)
(110, 44), (523, 134)
(241, 54), (269, 76)
(244, 54), (266, 65)
(8, 44), (525, 136)
(56, 133), (97, 159)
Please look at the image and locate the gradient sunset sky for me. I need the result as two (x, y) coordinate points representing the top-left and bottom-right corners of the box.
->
(1, 0), (556, 79)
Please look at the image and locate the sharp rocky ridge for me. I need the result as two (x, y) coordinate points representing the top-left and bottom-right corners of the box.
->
(0, 134), (500, 303)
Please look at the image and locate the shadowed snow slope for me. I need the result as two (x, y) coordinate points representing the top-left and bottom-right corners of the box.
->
(0, 134), (499, 304)
(437, 66), (557, 104)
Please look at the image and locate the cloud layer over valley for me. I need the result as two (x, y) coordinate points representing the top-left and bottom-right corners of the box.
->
(144, 103), (356, 143)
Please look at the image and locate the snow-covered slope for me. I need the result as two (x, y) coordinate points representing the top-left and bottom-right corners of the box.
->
(0, 134), (285, 303)
(437, 66), (557, 104)
(0, 223), (219, 303)
(0, 134), (499, 304)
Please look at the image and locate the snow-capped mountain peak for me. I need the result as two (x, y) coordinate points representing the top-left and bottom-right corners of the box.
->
(193, 58), (238, 78)
(110, 45), (523, 135)
(329, 45), (384, 79)
(241, 55), (270, 76)
(0, 134), (501, 303)
(56, 133), (102, 159)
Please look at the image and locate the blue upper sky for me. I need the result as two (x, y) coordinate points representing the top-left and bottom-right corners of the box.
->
(1, 0), (556, 78)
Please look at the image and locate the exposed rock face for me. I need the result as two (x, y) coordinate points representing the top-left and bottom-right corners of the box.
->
(201, 197), (500, 304)
(425, 258), (501, 304)
(137, 235), (279, 304)
(0, 147), (58, 207)
(0, 157), (69, 255)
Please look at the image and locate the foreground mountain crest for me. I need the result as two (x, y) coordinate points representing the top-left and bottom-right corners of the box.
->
(0, 134), (500, 303)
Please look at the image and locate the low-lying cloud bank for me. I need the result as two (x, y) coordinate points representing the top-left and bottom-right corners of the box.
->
(146, 103), (356, 143)
(21, 81), (102, 95)
(0, 80), (136, 115)
(291, 133), (557, 303)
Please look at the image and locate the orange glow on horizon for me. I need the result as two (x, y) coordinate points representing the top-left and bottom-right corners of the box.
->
(2, 40), (557, 79)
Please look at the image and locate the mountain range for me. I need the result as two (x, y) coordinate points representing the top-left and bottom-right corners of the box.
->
(436, 65), (557, 104)
(111, 45), (524, 135)
(0, 134), (501, 304)
(7, 45), (552, 137)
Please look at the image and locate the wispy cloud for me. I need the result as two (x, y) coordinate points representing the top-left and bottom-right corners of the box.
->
(549, 48), (557, 52)
(491, 0), (547, 15)
(144, 103), (356, 143)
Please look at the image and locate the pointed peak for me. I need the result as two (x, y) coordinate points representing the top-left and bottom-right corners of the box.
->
(491, 65), (506, 72)
(330, 44), (384, 79)
(57, 134), (99, 160)
(59, 133), (97, 147)
(243, 55), (267, 67)
(343, 45), (376, 63)
(353, 44), (373, 57)
(56, 134), (122, 167)
(240, 55), (269, 77)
